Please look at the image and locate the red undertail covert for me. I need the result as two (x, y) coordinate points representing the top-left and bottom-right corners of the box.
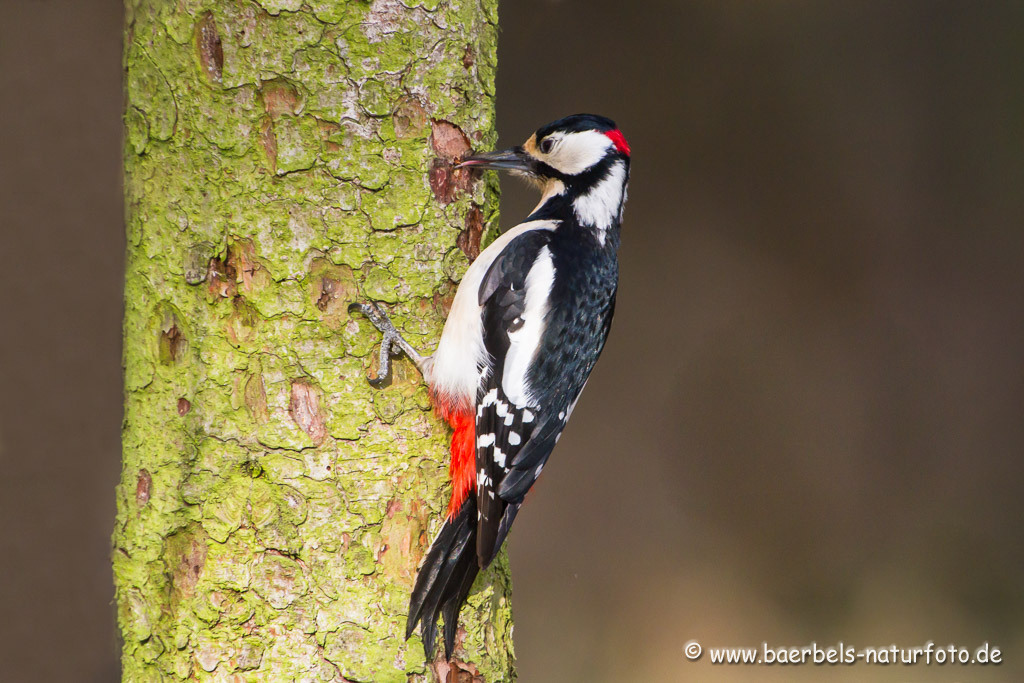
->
(431, 390), (476, 519)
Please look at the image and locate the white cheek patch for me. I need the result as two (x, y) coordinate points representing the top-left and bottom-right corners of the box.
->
(545, 130), (613, 176)
(573, 161), (627, 242)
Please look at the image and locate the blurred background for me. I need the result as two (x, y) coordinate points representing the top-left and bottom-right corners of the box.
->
(2, 1), (1022, 681)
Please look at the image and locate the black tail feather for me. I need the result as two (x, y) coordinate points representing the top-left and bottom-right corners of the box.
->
(440, 547), (479, 656)
(484, 502), (520, 568)
(406, 501), (481, 660)
(417, 528), (473, 658)
(406, 506), (465, 638)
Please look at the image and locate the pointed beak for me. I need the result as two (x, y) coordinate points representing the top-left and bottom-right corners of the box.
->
(455, 146), (534, 173)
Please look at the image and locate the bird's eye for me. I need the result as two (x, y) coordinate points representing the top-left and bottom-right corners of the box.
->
(539, 137), (554, 154)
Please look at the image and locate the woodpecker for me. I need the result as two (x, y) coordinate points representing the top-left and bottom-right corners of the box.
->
(349, 113), (630, 660)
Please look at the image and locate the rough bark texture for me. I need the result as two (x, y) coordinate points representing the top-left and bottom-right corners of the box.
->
(114, 1), (512, 681)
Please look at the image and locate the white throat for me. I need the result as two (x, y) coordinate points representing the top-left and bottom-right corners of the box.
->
(531, 179), (566, 215)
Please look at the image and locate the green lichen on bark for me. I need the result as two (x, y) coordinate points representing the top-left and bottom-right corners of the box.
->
(115, 1), (511, 681)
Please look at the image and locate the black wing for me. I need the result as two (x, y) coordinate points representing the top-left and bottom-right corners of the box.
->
(474, 225), (619, 567)
(473, 228), (552, 566)
(493, 235), (619, 508)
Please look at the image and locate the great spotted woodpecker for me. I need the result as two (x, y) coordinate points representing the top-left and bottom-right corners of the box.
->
(349, 114), (630, 660)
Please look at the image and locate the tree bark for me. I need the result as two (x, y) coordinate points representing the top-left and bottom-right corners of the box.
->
(114, 1), (512, 681)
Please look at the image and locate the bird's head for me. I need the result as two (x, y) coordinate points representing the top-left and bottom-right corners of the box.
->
(458, 113), (629, 185)
(457, 114), (630, 230)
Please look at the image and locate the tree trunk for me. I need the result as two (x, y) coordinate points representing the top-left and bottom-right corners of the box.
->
(114, 1), (511, 681)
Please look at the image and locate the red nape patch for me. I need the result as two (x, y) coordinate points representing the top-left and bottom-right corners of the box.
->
(431, 391), (476, 519)
(604, 128), (631, 156)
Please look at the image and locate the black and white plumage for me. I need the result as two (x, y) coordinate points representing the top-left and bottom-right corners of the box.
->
(352, 114), (630, 660)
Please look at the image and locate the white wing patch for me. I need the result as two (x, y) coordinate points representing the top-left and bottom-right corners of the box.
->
(573, 160), (627, 243)
(429, 221), (556, 405)
(502, 246), (556, 408)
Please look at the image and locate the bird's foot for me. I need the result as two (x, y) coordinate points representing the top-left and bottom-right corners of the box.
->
(348, 302), (426, 387)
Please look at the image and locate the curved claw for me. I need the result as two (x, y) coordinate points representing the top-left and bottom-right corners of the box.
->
(350, 301), (394, 388)
(349, 300), (428, 388)
(368, 332), (392, 388)
(348, 301), (384, 325)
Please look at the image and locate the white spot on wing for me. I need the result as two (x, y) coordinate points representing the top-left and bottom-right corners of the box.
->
(493, 447), (506, 467)
(508, 431), (521, 446)
(522, 409), (535, 423)
(477, 433), (495, 448)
